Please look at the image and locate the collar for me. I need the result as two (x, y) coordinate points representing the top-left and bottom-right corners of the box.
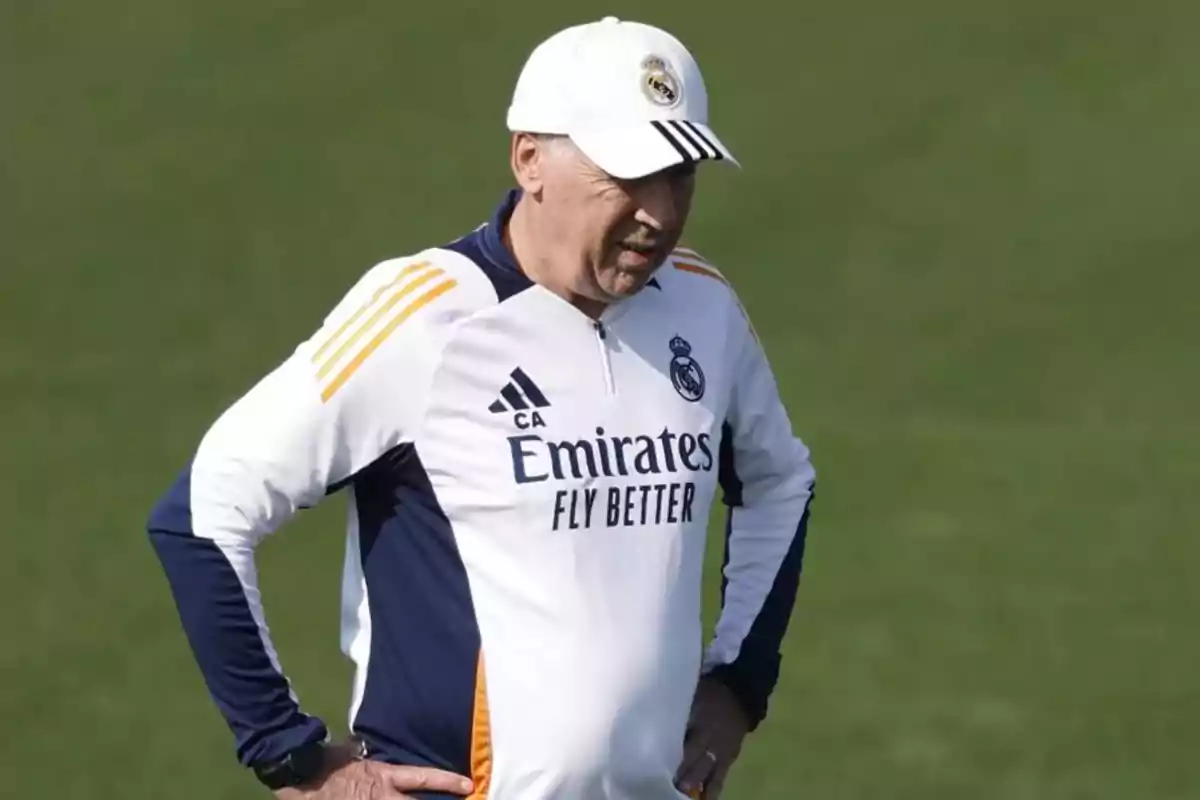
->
(477, 188), (525, 274)
(474, 187), (661, 291)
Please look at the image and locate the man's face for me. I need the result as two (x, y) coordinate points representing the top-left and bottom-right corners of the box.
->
(539, 138), (696, 302)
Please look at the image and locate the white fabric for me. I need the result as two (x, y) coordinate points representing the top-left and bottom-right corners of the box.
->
(185, 247), (813, 799)
(506, 16), (740, 178)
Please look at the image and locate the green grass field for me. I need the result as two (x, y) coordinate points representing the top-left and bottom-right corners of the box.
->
(3, 1), (1198, 797)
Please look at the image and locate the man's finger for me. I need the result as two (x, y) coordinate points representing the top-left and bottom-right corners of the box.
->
(703, 763), (730, 800)
(382, 764), (475, 796)
(674, 739), (718, 796)
(674, 731), (712, 778)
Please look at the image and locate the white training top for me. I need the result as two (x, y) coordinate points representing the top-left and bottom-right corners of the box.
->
(148, 189), (816, 800)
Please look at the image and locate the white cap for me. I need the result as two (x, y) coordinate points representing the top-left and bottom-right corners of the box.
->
(506, 16), (740, 180)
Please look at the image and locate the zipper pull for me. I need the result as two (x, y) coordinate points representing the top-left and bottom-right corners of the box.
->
(594, 320), (607, 340)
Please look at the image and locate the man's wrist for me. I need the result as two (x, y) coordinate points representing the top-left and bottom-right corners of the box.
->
(252, 739), (334, 790)
(701, 667), (767, 731)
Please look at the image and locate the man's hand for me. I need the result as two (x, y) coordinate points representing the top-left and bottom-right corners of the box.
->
(274, 742), (474, 800)
(674, 676), (753, 800)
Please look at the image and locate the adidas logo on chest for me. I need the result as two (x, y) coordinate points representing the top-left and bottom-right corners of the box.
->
(488, 367), (551, 430)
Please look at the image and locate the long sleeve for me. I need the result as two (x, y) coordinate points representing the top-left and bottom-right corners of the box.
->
(703, 314), (817, 730)
(146, 256), (470, 767)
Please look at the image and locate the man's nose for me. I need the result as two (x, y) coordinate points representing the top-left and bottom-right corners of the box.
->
(633, 177), (681, 232)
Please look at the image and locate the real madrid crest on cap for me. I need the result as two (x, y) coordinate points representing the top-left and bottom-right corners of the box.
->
(668, 335), (705, 402)
(640, 55), (682, 108)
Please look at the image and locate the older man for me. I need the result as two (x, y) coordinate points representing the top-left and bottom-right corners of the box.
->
(148, 16), (816, 800)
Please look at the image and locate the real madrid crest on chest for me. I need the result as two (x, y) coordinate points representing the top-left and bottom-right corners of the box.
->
(640, 55), (682, 108)
(668, 335), (705, 402)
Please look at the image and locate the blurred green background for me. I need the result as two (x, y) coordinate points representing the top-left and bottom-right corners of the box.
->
(2, 1), (1197, 797)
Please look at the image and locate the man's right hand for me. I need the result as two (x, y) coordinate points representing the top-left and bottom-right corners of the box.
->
(274, 742), (475, 800)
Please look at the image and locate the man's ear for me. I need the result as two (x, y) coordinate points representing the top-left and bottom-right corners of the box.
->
(510, 132), (546, 196)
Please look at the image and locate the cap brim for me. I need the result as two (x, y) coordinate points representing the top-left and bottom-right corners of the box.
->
(569, 120), (740, 180)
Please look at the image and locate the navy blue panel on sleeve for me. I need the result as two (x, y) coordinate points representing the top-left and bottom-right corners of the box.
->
(712, 422), (815, 730)
(716, 420), (743, 607)
(146, 462), (327, 766)
(349, 444), (483, 778)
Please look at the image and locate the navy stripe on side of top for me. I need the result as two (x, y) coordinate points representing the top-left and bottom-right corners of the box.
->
(712, 421), (814, 730)
(350, 444), (482, 777)
(146, 462), (327, 766)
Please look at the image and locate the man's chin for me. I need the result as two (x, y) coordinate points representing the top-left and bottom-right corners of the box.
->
(604, 270), (655, 299)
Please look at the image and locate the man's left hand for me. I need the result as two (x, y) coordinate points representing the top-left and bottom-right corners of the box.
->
(674, 675), (753, 799)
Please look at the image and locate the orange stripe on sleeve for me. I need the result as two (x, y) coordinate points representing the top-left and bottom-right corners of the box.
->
(673, 257), (759, 342)
(316, 267), (445, 381)
(467, 652), (493, 800)
(311, 261), (431, 364)
(672, 246), (708, 262)
(674, 260), (729, 285)
(736, 298), (761, 344)
(320, 278), (457, 402)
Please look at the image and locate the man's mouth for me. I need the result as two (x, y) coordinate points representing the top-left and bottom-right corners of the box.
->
(620, 242), (658, 258)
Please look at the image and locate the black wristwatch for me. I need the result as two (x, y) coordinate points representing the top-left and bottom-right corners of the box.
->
(252, 739), (330, 790)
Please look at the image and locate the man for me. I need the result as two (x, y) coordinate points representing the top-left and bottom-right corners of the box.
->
(148, 15), (816, 800)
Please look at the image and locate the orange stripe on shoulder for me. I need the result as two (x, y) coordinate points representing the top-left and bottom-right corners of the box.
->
(320, 278), (457, 402)
(316, 266), (444, 381)
(311, 261), (431, 365)
(672, 245), (709, 263)
(672, 252), (760, 343)
(673, 259), (730, 286)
